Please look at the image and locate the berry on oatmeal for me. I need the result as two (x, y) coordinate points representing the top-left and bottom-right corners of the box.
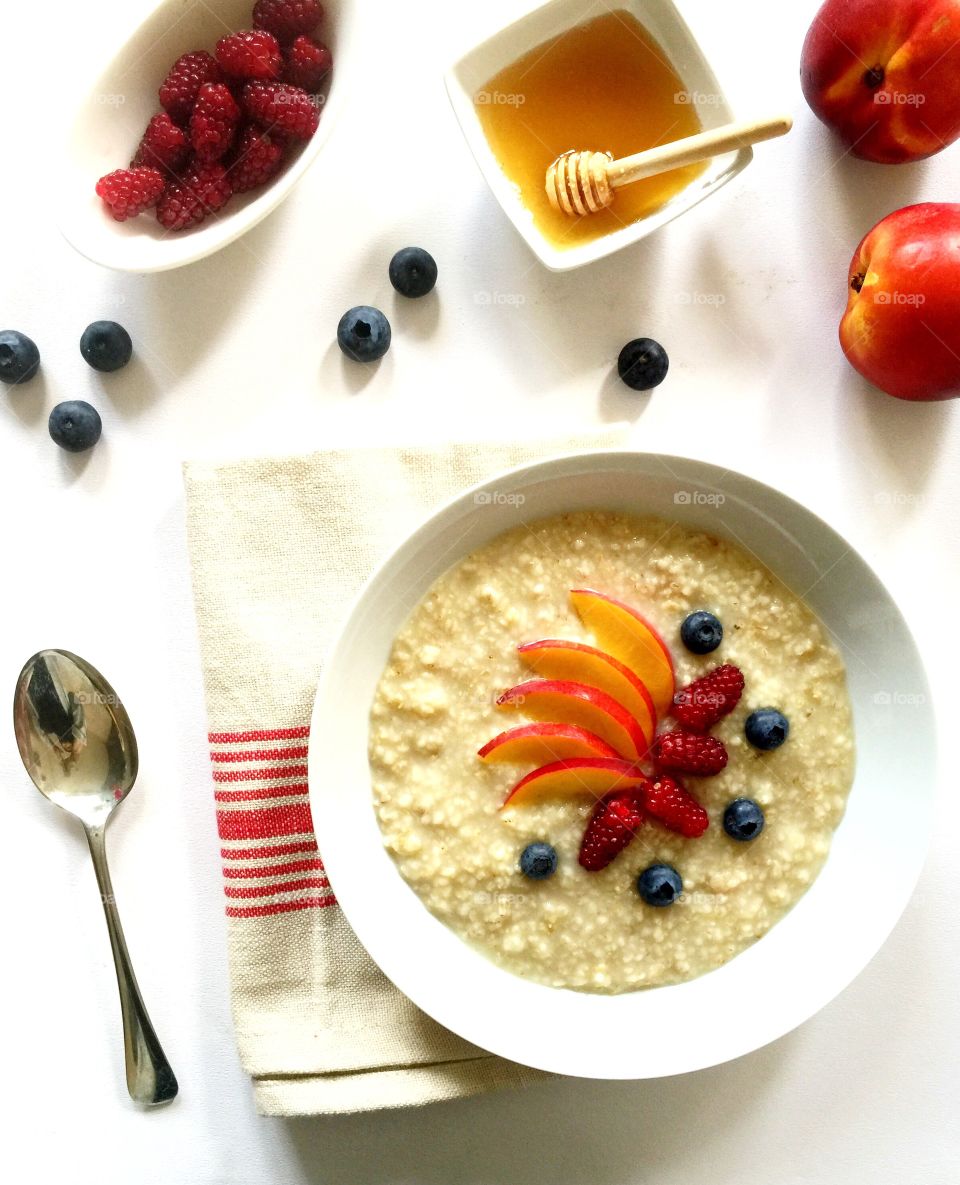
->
(672, 663), (745, 732)
(95, 166), (165, 221)
(190, 82), (241, 162)
(680, 610), (723, 654)
(156, 162), (232, 230)
(215, 30), (283, 80)
(253, 0), (324, 43)
(745, 708), (790, 751)
(636, 863), (683, 906)
(642, 774), (709, 838)
(242, 80), (320, 138)
(159, 50), (223, 124)
(284, 35), (332, 91)
(519, 842), (558, 880)
(132, 112), (190, 174)
(579, 787), (646, 871)
(723, 798), (766, 841)
(651, 729), (728, 777)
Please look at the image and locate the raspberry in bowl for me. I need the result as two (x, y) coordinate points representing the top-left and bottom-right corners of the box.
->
(309, 451), (935, 1080)
(61, 0), (352, 272)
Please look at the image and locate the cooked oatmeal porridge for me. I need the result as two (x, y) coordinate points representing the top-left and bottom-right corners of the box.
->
(369, 511), (855, 993)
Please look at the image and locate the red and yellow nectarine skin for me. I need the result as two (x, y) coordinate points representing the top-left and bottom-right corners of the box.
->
(517, 639), (656, 746)
(800, 0), (960, 163)
(501, 757), (647, 809)
(840, 203), (960, 401)
(496, 679), (650, 761)
(477, 722), (618, 764)
(568, 589), (675, 717)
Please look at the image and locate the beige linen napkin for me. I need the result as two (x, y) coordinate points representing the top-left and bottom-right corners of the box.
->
(183, 432), (623, 1115)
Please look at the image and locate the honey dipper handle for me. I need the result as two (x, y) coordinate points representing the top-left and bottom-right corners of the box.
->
(606, 115), (793, 189)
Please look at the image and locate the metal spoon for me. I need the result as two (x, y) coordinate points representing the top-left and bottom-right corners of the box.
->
(14, 649), (178, 1106)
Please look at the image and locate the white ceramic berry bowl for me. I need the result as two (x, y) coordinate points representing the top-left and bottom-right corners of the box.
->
(445, 0), (754, 271)
(309, 450), (936, 1080)
(59, 0), (355, 273)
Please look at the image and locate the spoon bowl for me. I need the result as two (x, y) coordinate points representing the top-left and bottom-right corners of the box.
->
(15, 650), (177, 1106)
(59, 0), (356, 273)
(15, 649), (138, 826)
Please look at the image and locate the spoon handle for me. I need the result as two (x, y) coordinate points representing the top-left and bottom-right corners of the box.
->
(84, 825), (179, 1106)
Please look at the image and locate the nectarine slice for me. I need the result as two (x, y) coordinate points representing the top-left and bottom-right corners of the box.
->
(517, 639), (656, 747)
(502, 757), (647, 809)
(478, 722), (618, 764)
(496, 679), (649, 760)
(569, 589), (675, 717)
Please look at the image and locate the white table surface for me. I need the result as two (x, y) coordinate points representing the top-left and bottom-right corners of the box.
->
(2, 0), (958, 1180)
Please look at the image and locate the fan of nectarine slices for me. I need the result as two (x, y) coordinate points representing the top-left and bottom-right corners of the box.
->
(477, 589), (745, 871)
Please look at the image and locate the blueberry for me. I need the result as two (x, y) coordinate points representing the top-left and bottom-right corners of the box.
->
(49, 401), (102, 453)
(745, 708), (790, 751)
(723, 798), (765, 842)
(681, 610), (723, 654)
(636, 863), (683, 906)
(519, 842), (558, 880)
(0, 330), (40, 384)
(389, 247), (438, 298)
(337, 305), (391, 362)
(80, 321), (132, 372)
(617, 337), (669, 390)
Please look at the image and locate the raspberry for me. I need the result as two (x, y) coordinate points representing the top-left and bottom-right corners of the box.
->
(159, 51), (223, 124)
(253, 0), (324, 44)
(672, 663), (745, 732)
(243, 81), (320, 138)
(190, 82), (241, 162)
(95, 167), (165, 221)
(156, 162), (232, 231)
(132, 112), (189, 174)
(651, 729), (728, 776)
(643, 775), (709, 838)
(579, 787), (646, 871)
(216, 30), (282, 80)
(227, 123), (284, 192)
(283, 35), (332, 90)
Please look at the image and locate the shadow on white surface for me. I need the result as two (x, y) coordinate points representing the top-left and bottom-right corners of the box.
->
(836, 371), (953, 515)
(269, 862), (953, 1185)
(136, 210), (287, 385)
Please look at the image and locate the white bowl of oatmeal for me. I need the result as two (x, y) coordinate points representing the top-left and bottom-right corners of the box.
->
(309, 451), (935, 1079)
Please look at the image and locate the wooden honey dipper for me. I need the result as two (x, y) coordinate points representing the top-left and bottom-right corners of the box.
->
(545, 115), (793, 216)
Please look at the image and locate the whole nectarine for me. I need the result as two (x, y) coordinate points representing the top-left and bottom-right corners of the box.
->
(840, 203), (960, 401)
(801, 0), (960, 163)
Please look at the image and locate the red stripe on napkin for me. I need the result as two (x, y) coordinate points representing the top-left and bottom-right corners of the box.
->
(209, 728), (334, 917)
(214, 783), (309, 803)
(209, 727), (311, 743)
(225, 895), (336, 918)
(223, 858), (325, 879)
(211, 746), (310, 763)
(213, 765), (309, 782)
(219, 840), (319, 860)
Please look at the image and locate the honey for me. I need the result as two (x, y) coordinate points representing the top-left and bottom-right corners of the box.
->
(474, 9), (706, 249)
